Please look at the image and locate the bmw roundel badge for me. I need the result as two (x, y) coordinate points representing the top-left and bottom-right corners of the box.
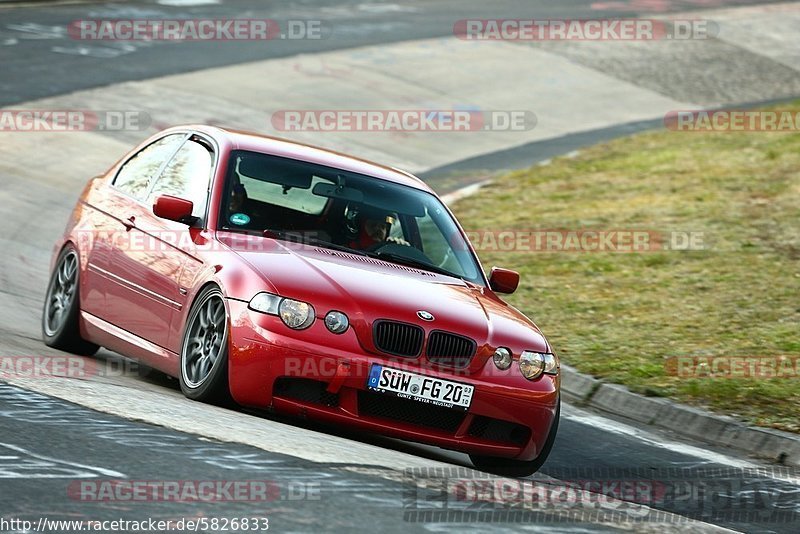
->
(417, 310), (434, 321)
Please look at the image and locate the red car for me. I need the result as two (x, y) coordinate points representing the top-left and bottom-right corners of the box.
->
(42, 126), (560, 476)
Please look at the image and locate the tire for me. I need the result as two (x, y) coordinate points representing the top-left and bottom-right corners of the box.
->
(469, 397), (560, 478)
(179, 286), (231, 403)
(42, 245), (100, 356)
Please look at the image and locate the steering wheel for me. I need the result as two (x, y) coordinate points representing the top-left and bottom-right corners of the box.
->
(366, 241), (391, 253)
(366, 238), (412, 253)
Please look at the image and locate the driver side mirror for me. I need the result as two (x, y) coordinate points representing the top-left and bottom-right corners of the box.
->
(153, 195), (195, 224)
(488, 267), (520, 294)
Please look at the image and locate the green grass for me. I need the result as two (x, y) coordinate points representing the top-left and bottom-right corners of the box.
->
(450, 102), (800, 432)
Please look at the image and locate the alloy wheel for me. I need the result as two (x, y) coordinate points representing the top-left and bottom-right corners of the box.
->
(182, 292), (227, 388)
(44, 250), (78, 336)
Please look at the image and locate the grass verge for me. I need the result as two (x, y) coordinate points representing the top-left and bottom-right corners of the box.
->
(450, 103), (800, 432)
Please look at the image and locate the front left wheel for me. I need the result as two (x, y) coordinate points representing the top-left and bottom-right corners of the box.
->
(42, 245), (99, 356)
(179, 286), (231, 403)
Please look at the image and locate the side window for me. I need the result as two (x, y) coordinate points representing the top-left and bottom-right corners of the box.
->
(114, 134), (185, 201)
(147, 140), (213, 219)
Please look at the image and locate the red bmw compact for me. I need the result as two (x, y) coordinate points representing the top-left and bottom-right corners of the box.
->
(42, 126), (560, 476)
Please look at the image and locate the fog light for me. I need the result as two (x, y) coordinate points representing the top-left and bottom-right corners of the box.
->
(493, 347), (512, 370)
(324, 311), (349, 334)
(519, 351), (546, 380)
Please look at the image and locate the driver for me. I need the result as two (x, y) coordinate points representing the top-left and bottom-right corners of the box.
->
(349, 207), (409, 250)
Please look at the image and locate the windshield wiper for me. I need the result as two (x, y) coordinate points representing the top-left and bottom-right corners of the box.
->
(366, 251), (462, 279)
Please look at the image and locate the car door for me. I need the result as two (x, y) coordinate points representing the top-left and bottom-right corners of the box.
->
(78, 177), (115, 320)
(105, 135), (214, 351)
(90, 133), (187, 325)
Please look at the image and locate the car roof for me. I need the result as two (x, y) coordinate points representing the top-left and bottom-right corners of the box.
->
(178, 125), (434, 193)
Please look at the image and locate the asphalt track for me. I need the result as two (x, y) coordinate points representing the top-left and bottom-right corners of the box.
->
(1, 1), (799, 532)
(0, 0), (765, 108)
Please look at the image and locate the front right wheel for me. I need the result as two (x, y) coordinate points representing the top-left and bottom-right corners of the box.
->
(469, 397), (560, 478)
(179, 286), (231, 403)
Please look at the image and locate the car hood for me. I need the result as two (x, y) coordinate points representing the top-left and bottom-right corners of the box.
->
(221, 236), (549, 361)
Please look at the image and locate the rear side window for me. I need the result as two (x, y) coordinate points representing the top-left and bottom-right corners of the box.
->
(146, 140), (213, 219)
(113, 134), (185, 201)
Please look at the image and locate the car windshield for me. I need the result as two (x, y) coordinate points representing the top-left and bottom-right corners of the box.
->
(219, 150), (484, 284)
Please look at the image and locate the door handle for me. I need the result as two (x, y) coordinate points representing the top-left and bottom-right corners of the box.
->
(122, 216), (135, 231)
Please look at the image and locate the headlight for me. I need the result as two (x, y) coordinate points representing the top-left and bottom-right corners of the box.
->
(543, 353), (559, 375)
(493, 347), (512, 370)
(324, 311), (349, 334)
(279, 298), (315, 330)
(249, 292), (315, 330)
(519, 351), (545, 380)
(248, 292), (281, 315)
(519, 351), (559, 380)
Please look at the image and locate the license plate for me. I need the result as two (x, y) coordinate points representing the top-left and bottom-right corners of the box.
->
(367, 364), (474, 410)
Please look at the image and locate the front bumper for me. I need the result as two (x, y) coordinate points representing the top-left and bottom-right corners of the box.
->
(226, 299), (559, 461)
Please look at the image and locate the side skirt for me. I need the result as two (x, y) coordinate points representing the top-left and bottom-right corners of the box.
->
(80, 310), (180, 377)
